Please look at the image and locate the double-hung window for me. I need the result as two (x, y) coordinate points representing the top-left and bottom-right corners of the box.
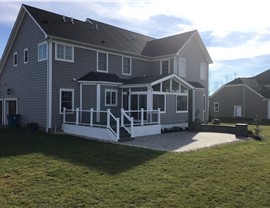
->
(214, 102), (219, 112)
(56, 43), (74, 62)
(38, 42), (47, 61)
(200, 62), (207, 80)
(160, 60), (169, 75)
(122, 57), (131, 75)
(59, 89), (74, 114)
(24, 48), (28, 64)
(176, 95), (188, 112)
(97, 52), (108, 72)
(153, 94), (165, 112)
(105, 89), (117, 106)
(13, 52), (18, 66)
(179, 57), (186, 77)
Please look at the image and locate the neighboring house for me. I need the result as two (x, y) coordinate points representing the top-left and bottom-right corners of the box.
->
(0, 4), (213, 141)
(209, 69), (270, 120)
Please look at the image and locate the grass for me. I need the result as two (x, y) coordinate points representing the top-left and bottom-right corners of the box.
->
(0, 127), (270, 207)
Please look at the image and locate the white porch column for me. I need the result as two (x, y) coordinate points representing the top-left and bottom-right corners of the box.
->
(96, 83), (101, 122)
(147, 86), (153, 110)
(80, 83), (82, 122)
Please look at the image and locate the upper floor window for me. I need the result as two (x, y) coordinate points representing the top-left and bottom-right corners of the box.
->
(122, 57), (131, 75)
(214, 102), (219, 112)
(13, 52), (18, 66)
(38, 42), (47, 62)
(56, 43), (74, 62)
(59, 88), (74, 114)
(97, 52), (108, 72)
(160, 59), (169, 75)
(178, 57), (186, 77)
(24, 48), (28, 64)
(105, 89), (117, 106)
(200, 62), (207, 80)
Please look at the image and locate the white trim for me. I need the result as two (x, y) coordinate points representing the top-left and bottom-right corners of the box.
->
(59, 88), (74, 114)
(176, 94), (189, 113)
(105, 89), (118, 106)
(203, 91), (206, 112)
(160, 58), (170, 75)
(97, 51), (108, 73)
(151, 74), (194, 89)
(122, 56), (132, 76)
(47, 41), (52, 130)
(55, 42), (74, 62)
(13, 52), (18, 66)
(214, 102), (219, 112)
(23, 48), (28, 64)
(38, 42), (47, 62)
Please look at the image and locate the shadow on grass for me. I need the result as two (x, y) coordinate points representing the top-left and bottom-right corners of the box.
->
(0, 128), (164, 175)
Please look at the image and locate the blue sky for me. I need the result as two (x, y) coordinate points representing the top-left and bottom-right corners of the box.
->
(1, 0), (270, 95)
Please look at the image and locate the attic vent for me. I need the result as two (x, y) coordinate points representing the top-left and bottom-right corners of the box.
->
(132, 35), (136, 40)
(95, 24), (99, 31)
(86, 18), (93, 24)
(63, 15), (66, 22)
(101, 40), (106, 44)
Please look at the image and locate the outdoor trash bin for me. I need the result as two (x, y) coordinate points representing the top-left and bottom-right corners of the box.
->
(7, 114), (21, 128)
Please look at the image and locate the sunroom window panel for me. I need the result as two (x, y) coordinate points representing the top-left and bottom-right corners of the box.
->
(162, 80), (170, 92)
(152, 83), (161, 92)
(153, 94), (165, 112)
(172, 79), (180, 93)
(177, 95), (188, 111)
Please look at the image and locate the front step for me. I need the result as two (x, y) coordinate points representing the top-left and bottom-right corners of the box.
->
(118, 127), (134, 142)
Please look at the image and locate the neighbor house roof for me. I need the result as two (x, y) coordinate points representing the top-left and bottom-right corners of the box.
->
(212, 69), (270, 99)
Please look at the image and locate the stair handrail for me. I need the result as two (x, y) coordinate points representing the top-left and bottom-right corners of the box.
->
(121, 108), (134, 137)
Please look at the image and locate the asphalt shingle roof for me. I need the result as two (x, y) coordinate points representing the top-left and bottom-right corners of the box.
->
(226, 69), (270, 99)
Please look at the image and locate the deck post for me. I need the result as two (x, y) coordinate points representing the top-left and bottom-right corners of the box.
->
(90, 108), (93, 126)
(107, 109), (110, 128)
(141, 108), (144, 126)
(63, 107), (66, 123)
(116, 118), (120, 139)
(158, 108), (161, 124)
(76, 108), (79, 125)
(121, 108), (124, 127)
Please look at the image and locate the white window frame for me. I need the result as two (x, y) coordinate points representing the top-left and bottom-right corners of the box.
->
(176, 94), (188, 113)
(24, 48), (28, 64)
(59, 88), (74, 114)
(160, 59), (170, 75)
(178, 57), (186, 77)
(97, 51), (108, 73)
(122, 56), (132, 75)
(200, 62), (207, 80)
(214, 102), (219, 112)
(38, 42), (47, 62)
(153, 93), (166, 113)
(105, 89), (118, 106)
(55, 43), (74, 62)
(13, 52), (18, 66)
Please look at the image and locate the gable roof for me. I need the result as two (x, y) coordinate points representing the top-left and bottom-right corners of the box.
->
(212, 69), (270, 99)
(0, 4), (213, 74)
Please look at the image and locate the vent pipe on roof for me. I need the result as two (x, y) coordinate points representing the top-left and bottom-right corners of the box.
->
(86, 18), (93, 24)
(95, 24), (99, 31)
(132, 35), (136, 40)
(71, 17), (74, 24)
(63, 15), (66, 22)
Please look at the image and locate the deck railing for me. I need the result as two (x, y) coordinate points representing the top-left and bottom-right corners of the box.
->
(63, 108), (120, 139)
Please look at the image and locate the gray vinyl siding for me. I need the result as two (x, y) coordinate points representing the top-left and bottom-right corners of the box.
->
(210, 86), (244, 118)
(131, 58), (152, 77)
(0, 14), (47, 127)
(81, 85), (96, 110)
(160, 94), (188, 124)
(194, 90), (204, 121)
(210, 85), (268, 119)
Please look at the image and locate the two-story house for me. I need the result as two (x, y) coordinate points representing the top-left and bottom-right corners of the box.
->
(0, 4), (213, 141)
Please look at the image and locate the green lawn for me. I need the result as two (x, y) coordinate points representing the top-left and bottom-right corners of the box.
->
(0, 127), (270, 207)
